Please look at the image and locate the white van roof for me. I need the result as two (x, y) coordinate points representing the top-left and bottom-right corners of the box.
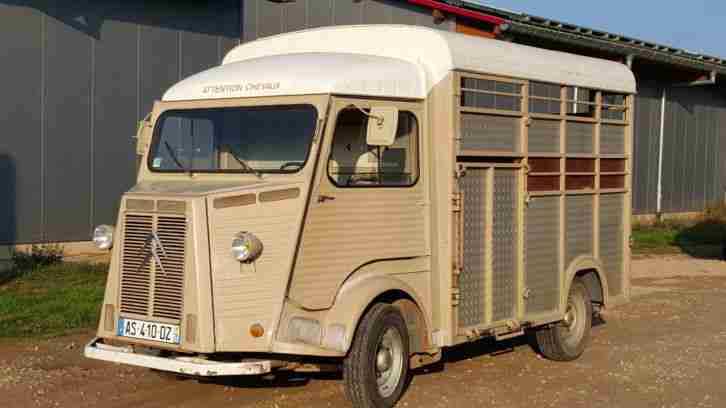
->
(163, 25), (636, 101)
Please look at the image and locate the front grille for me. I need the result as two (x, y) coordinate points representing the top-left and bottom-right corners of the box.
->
(153, 217), (186, 320)
(120, 215), (153, 316)
(119, 213), (187, 322)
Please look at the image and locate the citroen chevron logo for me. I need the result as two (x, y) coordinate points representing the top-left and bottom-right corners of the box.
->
(139, 231), (167, 275)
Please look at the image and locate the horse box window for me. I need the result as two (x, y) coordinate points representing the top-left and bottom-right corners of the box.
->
(461, 77), (523, 111)
(529, 81), (562, 115)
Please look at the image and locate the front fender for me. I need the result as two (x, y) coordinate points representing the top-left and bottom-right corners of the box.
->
(322, 273), (430, 354)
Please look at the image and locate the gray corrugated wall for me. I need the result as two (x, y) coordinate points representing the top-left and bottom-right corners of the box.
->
(660, 85), (726, 213)
(4, 0), (726, 244)
(632, 80), (726, 214)
(632, 82), (662, 214)
(0, 0), (239, 244)
(242, 0), (453, 43)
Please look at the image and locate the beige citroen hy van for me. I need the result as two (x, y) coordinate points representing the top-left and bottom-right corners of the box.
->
(85, 25), (635, 408)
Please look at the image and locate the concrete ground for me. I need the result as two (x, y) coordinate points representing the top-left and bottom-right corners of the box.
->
(2, 255), (726, 407)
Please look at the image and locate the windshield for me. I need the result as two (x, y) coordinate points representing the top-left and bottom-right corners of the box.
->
(148, 105), (318, 173)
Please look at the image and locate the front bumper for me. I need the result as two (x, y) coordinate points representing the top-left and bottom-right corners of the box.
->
(84, 338), (274, 376)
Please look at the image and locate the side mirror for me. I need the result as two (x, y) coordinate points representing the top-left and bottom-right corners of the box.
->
(134, 113), (152, 156)
(366, 107), (398, 146)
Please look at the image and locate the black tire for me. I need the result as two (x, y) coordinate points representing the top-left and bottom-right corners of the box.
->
(535, 278), (593, 361)
(343, 303), (411, 408)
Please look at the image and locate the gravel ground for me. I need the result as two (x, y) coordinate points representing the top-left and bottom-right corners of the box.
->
(2, 255), (726, 408)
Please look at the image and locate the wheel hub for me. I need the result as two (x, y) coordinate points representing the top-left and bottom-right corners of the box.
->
(375, 327), (404, 398)
(376, 347), (393, 372)
(563, 306), (576, 328)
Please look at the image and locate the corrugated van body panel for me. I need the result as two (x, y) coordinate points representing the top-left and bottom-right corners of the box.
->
(460, 113), (520, 152)
(565, 195), (594, 266)
(566, 122), (594, 154)
(290, 187), (427, 310)
(601, 124), (626, 155)
(528, 119), (560, 153)
(599, 193), (625, 296)
(208, 186), (306, 351)
(525, 196), (560, 314)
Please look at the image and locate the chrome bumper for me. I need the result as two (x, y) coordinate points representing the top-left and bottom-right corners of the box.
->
(84, 338), (273, 376)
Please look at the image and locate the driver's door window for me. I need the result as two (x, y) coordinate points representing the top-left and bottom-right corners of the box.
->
(327, 108), (419, 187)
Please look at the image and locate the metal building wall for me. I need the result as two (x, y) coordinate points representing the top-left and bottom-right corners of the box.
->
(660, 85), (726, 213)
(0, 0), (239, 244)
(631, 82), (663, 214)
(242, 0), (453, 43)
(632, 80), (726, 214)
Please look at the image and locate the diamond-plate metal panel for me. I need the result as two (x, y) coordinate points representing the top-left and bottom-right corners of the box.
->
(458, 168), (487, 327)
(460, 113), (520, 152)
(525, 196), (560, 314)
(492, 169), (518, 322)
(599, 194), (625, 296)
(565, 195), (594, 267)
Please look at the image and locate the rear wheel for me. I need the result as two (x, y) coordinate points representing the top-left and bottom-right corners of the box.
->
(535, 278), (592, 361)
(343, 303), (410, 408)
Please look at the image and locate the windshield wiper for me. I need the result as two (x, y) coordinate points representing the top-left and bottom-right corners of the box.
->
(221, 144), (263, 179)
(164, 141), (190, 174)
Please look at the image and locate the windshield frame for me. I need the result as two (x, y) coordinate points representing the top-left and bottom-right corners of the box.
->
(146, 103), (320, 175)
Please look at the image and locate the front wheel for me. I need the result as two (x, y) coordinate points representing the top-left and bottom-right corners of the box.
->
(534, 278), (593, 361)
(343, 303), (410, 408)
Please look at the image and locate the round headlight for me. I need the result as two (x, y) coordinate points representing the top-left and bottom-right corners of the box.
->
(93, 225), (115, 250)
(231, 232), (263, 263)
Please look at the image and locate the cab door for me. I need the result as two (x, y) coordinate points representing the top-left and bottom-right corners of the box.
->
(289, 98), (427, 310)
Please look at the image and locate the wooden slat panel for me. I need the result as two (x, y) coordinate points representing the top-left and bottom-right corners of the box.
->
(566, 158), (595, 173)
(566, 175), (595, 190)
(601, 159), (626, 173)
(528, 175), (560, 192)
(529, 158), (560, 173)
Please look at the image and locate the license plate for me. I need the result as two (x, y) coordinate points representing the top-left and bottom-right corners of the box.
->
(118, 318), (180, 344)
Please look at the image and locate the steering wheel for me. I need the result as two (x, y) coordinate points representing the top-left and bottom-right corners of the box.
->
(280, 162), (304, 171)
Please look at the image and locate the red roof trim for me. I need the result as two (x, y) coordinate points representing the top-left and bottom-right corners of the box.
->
(407, 0), (507, 26)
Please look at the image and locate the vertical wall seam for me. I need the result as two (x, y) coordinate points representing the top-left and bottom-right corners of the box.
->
(217, 36), (222, 64)
(255, 0), (259, 39)
(683, 102), (690, 211)
(656, 87), (666, 214)
(702, 98), (708, 206)
(243, 0), (245, 45)
(40, 12), (46, 242)
(648, 98), (660, 211)
(305, 0), (309, 27)
(136, 25), (141, 121)
(89, 33), (96, 233)
(178, 31), (183, 81)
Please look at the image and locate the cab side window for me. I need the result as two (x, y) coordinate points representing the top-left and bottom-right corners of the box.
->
(328, 108), (419, 187)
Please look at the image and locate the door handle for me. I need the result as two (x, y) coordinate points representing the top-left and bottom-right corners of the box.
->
(318, 194), (336, 203)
